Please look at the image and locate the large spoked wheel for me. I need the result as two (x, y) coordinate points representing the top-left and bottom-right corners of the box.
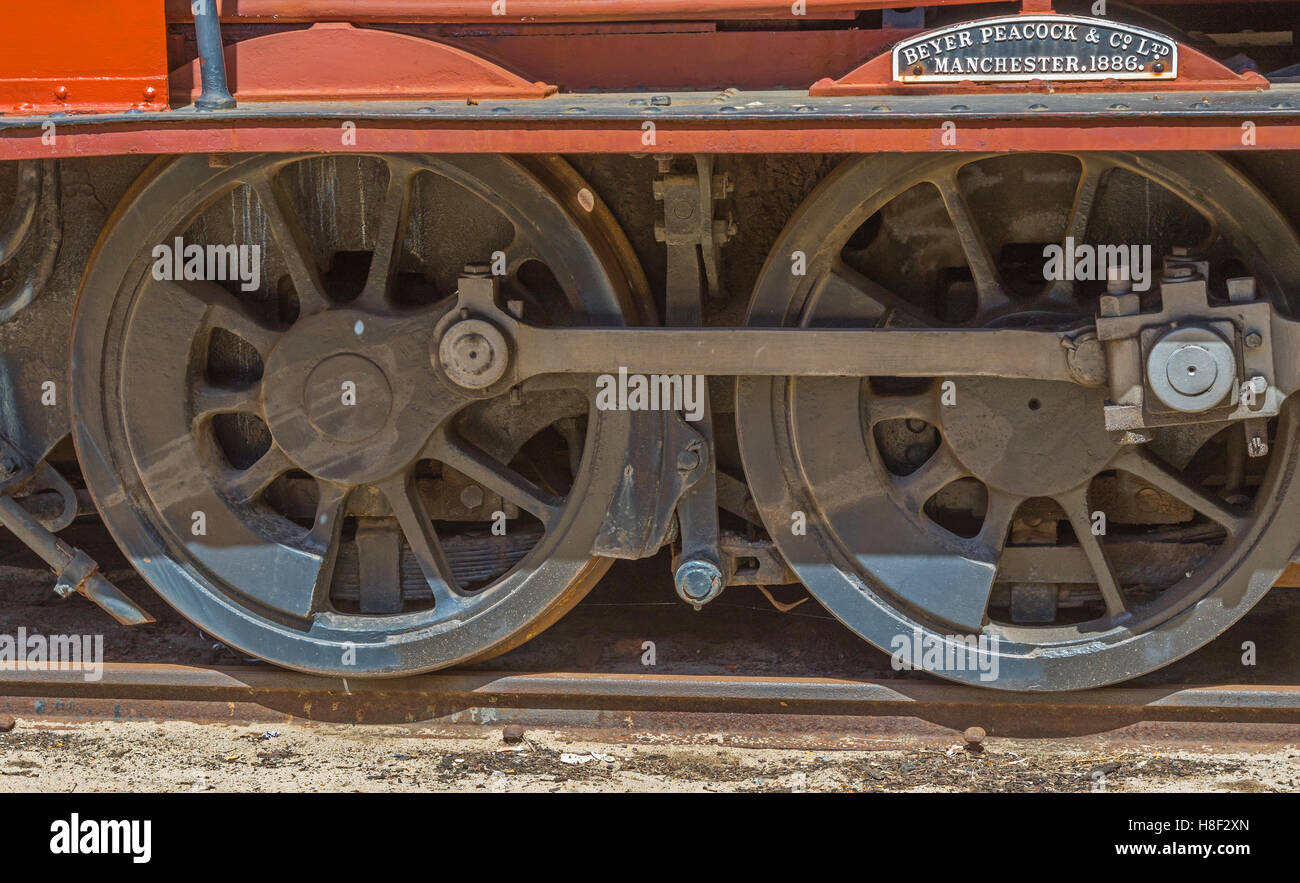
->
(71, 153), (650, 676)
(737, 152), (1300, 690)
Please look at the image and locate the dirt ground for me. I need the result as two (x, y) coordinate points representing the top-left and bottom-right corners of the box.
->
(4, 528), (1300, 793)
(1, 717), (1296, 793)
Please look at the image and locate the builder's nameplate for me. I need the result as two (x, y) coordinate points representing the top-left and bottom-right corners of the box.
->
(892, 15), (1178, 83)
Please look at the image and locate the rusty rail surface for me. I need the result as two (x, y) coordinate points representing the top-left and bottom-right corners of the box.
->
(2, 665), (1299, 734)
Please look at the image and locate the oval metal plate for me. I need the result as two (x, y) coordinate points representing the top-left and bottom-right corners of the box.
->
(892, 14), (1178, 83)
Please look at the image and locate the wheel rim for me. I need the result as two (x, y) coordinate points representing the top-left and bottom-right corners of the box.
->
(72, 152), (647, 676)
(737, 151), (1300, 690)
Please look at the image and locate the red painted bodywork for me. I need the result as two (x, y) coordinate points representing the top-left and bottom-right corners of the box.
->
(157, 0), (1293, 23)
(160, 0), (976, 23)
(3, 116), (1296, 162)
(451, 28), (918, 93)
(0, 0), (1292, 160)
(169, 22), (556, 102)
(0, 0), (169, 114)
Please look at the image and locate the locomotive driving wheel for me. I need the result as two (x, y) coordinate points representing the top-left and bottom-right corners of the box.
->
(71, 152), (650, 676)
(737, 152), (1300, 690)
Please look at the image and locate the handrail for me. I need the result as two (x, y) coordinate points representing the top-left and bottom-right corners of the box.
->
(193, 0), (236, 110)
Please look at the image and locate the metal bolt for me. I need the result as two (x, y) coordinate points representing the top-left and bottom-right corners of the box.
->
(1166, 344), (1217, 397)
(963, 726), (986, 748)
(460, 484), (484, 509)
(676, 444), (703, 474)
(1249, 435), (1269, 458)
(1136, 487), (1162, 513)
(438, 318), (510, 389)
(462, 262), (491, 278)
(452, 334), (490, 372)
(1245, 330), (1264, 349)
(675, 559), (723, 608)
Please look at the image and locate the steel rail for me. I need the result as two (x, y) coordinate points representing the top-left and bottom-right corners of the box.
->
(2, 664), (1300, 724)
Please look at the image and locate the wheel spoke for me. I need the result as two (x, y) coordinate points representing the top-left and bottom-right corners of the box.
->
(971, 488), (1022, 563)
(192, 382), (261, 424)
(293, 481), (351, 615)
(197, 283), (284, 358)
(143, 277), (282, 359)
(357, 161), (419, 311)
(916, 488), (1023, 632)
(503, 238), (538, 277)
(865, 385), (941, 426)
(1044, 157), (1109, 302)
(931, 169), (1010, 316)
(246, 170), (330, 317)
(354, 518), (405, 615)
(895, 442), (967, 516)
(1115, 447), (1250, 537)
(430, 431), (563, 528)
(379, 472), (462, 608)
(1056, 483), (1127, 619)
(812, 261), (935, 328)
(224, 445), (293, 503)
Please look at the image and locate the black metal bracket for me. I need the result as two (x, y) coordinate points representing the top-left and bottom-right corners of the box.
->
(655, 155), (729, 609)
(0, 160), (61, 325)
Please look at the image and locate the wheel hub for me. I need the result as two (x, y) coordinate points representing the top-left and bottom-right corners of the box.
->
(438, 318), (510, 389)
(262, 308), (458, 485)
(940, 378), (1117, 497)
(304, 354), (391, 442)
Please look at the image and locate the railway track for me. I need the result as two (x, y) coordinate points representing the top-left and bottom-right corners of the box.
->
(5, 542), (1300, 737)
(3, 664), (1300, 736)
